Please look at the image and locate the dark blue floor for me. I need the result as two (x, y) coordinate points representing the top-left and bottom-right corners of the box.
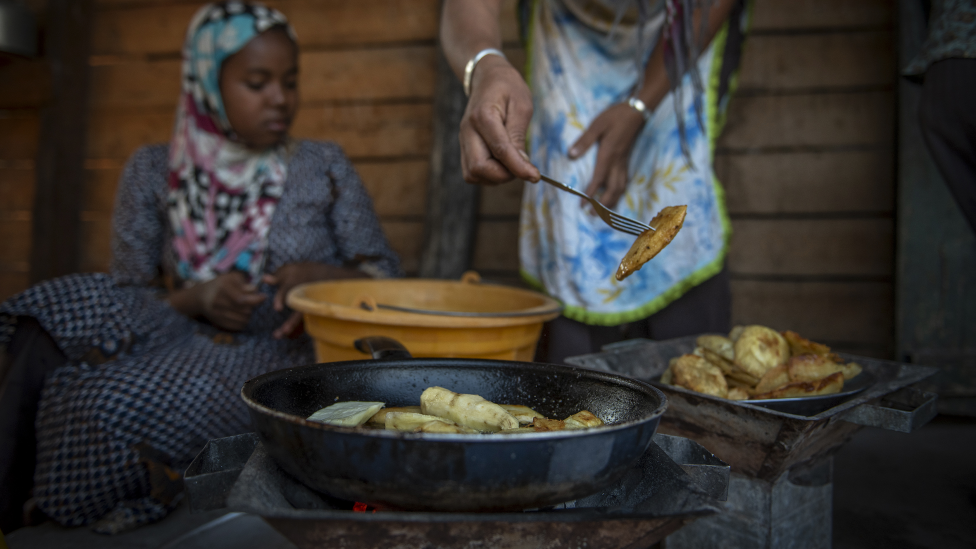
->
(833, 416), (976, 549)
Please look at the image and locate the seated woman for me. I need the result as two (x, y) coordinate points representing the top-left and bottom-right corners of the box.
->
(0, 1), (400, 534)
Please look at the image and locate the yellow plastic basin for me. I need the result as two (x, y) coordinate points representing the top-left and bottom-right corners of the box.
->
(287, 273), (562, 362)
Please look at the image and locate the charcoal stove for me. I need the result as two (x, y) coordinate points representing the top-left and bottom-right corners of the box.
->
(183, 432), (730, 549)
(566, 336), (940, 549)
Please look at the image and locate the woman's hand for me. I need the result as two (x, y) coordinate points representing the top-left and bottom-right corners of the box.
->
(459, 55), (540, 185)
(188, 271), (267, 332)
(262, 262), (368, 339)
(197, 272), (266, 331)
(568, 102), (647, 209)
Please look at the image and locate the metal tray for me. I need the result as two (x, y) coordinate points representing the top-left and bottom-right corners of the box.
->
(566, 336), (940, 479)
(570, 336), (937, 423)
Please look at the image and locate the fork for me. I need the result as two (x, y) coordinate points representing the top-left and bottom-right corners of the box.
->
(539, 174), (653, 237)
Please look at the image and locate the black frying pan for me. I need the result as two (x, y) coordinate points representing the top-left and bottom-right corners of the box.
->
(240, 337), (667, 512)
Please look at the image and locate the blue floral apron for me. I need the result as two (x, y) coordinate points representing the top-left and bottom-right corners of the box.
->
(520, 0), (737, 325)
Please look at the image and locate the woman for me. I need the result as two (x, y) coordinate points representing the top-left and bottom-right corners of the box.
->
(441, 0), (747, 362)
(0, 1), (400, 533)
(906, 0), (976, 234)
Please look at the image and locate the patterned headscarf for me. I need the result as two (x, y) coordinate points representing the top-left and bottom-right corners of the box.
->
(167, 1), (296, 285)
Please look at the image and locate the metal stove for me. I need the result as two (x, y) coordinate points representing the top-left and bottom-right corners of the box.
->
(566, 336), (940, 549)
(183, 432), (730, 549)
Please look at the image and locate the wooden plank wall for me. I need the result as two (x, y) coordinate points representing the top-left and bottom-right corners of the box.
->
(475, 0), (897, 357)
(721, 0), (895, 357)
(0, 0), (48, 300)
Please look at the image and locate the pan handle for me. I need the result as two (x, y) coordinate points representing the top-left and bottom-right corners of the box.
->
(839, 387), (938, 433)
(354, 336), (414, 361)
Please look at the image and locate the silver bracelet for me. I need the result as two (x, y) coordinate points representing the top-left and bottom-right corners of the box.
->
(627, 96), (652, 122)
(463, 48), (506, 97)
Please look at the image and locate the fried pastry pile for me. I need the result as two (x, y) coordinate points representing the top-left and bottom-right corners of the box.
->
(661, 326), (863, 401)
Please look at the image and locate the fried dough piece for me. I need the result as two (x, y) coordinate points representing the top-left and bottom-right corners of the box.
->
(500, 404), (545, 425)
(751, 372), (844, 400)
(532, 417), (566, 432)
(697, 335), (735, 362)
(726, 368), (761, 388)
(385, 412), (471, 433)
(788, 354), (862, 382)
(729, 325), (746, 343)
(660, 365), (674, 385)
(564, 410), (604, 429)
(733, 326), (790, 379)
(661, 356), (684, 384)
(781, 330), (832, 357)
(725, 376), (755, 393)
(841, 362), (863, 380)
(727, 387), (751, 401)
(417, 420), (478, 434)
(699, 346), (761, 387)
(615, 205), (687, 281)
(699, 347), (735, 375)
(695, 347), (759, 389)
(420, 386), (519, 432)
(787, 354), (835, 382)
(754, 364), (790, 394)
(671, 354), (728, 398)
(367, 406), (422, 427)
(700, 346), (760, 387)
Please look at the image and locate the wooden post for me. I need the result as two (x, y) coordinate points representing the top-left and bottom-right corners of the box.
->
(418, 45), (480, 280)
(30, 0), (93, 283)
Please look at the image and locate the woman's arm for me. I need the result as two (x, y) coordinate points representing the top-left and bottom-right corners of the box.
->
(441, 0), (539, 185)
(634, 0), (739, 119)
(109, 146), (168, 286)
(263, 263), (366, 313)
(326, 147), (403, 279)
(166, 284), (205, 318)
(259, 145), (398, 338)
(571, 0), (739, 208)
(440, 0), (504, 80)
(166, 272), (266, 331)
(260, 263), (367, 339)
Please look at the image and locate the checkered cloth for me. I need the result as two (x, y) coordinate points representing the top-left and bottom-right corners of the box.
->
(0, 141), (400, 533)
